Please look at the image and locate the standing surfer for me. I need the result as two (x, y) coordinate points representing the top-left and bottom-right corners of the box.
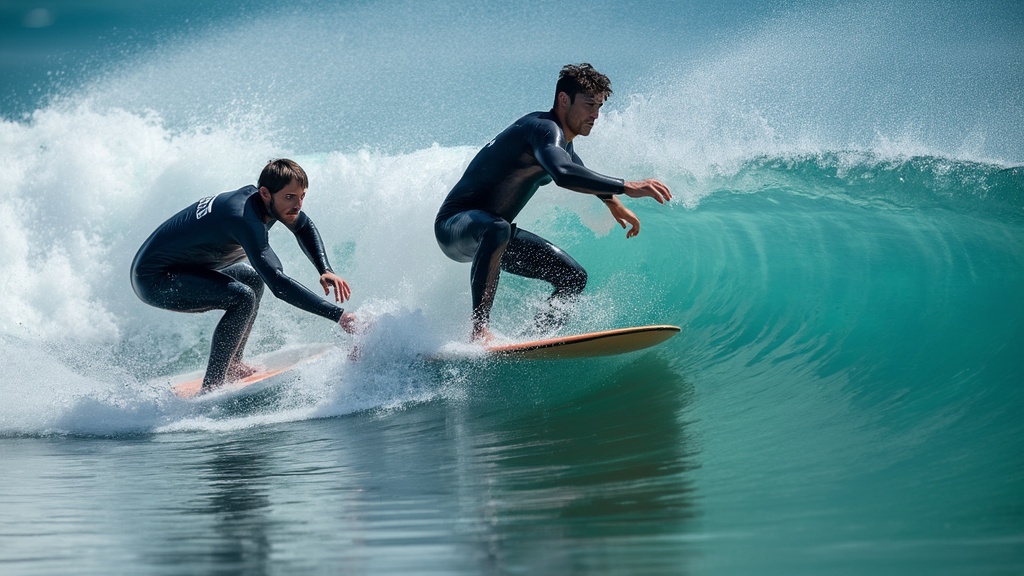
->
(434, 63), (672, 342)
(131, 159), (357, 393)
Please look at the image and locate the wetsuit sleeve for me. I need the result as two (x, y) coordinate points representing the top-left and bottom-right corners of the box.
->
(238, 223), (344, 322)
(289, 213), (335, 275)
(530, 120), (625, 195)
(570, 149), (614, 202)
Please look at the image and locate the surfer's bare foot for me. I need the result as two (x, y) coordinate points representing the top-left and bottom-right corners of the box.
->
(226, 362), (259, 381)
(472, 326), (495, 344)
(199, 381), (224, 394)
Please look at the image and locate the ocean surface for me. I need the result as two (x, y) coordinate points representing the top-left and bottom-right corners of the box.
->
(2, 0), (1023, 574)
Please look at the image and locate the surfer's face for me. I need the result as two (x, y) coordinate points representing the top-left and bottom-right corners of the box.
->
(563, 92), (604, 139)
(263, 179), (305, 225)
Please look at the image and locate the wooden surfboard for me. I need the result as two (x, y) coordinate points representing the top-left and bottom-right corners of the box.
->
(166, 343), (335, 400)
(486, 324), (680, 360)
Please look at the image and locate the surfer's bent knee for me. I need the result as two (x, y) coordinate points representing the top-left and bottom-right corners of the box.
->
(557, 266), (587, 296)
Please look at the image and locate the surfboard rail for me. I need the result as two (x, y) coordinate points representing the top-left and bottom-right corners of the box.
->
(486, 324), (680, 360)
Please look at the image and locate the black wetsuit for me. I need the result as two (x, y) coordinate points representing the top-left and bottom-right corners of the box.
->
(131, 185), (343, 389)
(435, 110), (624, 330)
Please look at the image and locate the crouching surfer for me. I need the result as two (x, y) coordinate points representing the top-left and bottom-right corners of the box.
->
(130, 159), (358, 394)
(434, 63), (672, 342)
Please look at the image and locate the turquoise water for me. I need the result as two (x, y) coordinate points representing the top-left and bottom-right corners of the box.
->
(1, 0), (1023, 574)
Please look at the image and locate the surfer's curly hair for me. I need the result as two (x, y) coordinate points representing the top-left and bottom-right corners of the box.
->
(259, 158), (309, 194)
(553, 63), (612, 106)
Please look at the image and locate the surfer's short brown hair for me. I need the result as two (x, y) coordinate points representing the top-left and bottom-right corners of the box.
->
(553, 63), (612, 106)
(258, 158), (309, 194)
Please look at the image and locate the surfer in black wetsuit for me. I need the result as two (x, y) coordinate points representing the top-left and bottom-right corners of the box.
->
(131, 159), (357, 393)
(435, 63), (672, 342)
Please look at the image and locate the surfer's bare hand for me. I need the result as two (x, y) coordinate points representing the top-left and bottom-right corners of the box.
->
(321, 272), (351, 303)
(339, 312), (361, 334)
(623, 179), (672, 204)
(604, 197), (641, 238)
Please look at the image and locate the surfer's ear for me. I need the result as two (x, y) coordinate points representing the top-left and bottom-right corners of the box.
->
(258, 186), (271, 202)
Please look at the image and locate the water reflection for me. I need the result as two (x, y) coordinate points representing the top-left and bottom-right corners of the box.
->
(186, 435), (275, 572)
(134, 354), (701, 575)
(450, 354), (700, 573)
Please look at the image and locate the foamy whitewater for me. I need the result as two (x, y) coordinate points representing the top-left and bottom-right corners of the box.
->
(1, 0), (1022, 573)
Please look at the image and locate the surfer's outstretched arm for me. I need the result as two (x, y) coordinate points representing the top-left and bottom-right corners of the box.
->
(531, 123), (625, 196)
(287, 213), (353, 304)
